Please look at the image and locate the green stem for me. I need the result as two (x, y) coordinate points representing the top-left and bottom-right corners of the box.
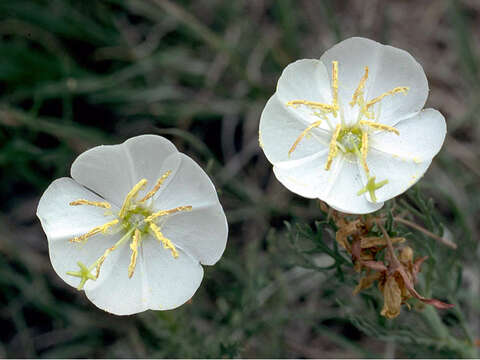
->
(421, 306), (477, 358)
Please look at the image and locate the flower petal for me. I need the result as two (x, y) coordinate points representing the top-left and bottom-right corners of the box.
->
(152, 153), (224, 210)
(364, 109), (446, 203)
(320, 37), (428, 126)
(84, 239), (148, 315)
(160, 204), (228, 266)
(272, 152), (383, 214)
(142, 238), (204, 311)
(370, 109), (446, 161)
(71, 135), (178, 207)
(37, 177), (119, 242)
(325, 157), (384, 214)
(276, 59), (333, 105)
(84, 236), (204, 315)
(259, 95), (330, 165)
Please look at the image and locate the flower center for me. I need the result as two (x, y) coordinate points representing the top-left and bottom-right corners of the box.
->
(337, 127), (362, 154)
(66, 171), (192, 290)
(285, 61), (409, 202)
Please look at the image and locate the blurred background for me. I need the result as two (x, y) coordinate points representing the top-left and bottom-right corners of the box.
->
(0, 0), (479, 357)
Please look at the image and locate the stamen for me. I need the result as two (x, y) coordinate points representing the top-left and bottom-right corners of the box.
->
(70, 219), (119, 243)
(139, 171), (172, 203)
(360, 121), (400, 135)
(325, 124), (342, 171)
(119, 179), (148, 218)
(350, 66), (369, 107)
(128, 229), (141, 278)
(288, 120), (322, 156)
(366, 87), (409, 108)
(332, 61), (339, 114)
(69, 199), (111, 208)
(145, 206), (193, 223)
(149, 223), (179, 258)
(357, 176), (389, 203)
(286, 100), (334, 112)
(94, 227), (135, 279)
(360, 131), (369, 174)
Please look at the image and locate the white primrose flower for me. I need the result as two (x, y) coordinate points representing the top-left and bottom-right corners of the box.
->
(259, 37), (446, 214)
(37, 135), (228, 315)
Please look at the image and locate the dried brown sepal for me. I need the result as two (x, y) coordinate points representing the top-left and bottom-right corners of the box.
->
(380, 275), (402, 319)
(360, 236), (405, 249)
(354, 271), (381, 295)
(396, 266), (454, 310)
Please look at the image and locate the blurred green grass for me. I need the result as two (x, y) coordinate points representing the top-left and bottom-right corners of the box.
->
(0, 0), (479, 357)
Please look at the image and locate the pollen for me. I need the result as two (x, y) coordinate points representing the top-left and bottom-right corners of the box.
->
(128, 229), (141, 278)
(69, 199), (111, 208)
(119, 178), (148, 218)
(350, 66), (369, 107)
(139, 170), (172, 203)
(149, 223), (179, 258)
(70, 219), (119, 243)
(145, 206), (193, 223)
(288, 120), (322, 156)
(286, 100), (335, 112)
(366, 87), (409, 108)
(325, 124), (341, 170)
(360, 131), (369, 174)
(360, 121), (400, 135)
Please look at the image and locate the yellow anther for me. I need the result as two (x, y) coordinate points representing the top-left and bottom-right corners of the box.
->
(366, 87), (409, 108)
(360, 131), (369, 174)
(128, 229), (141, 278)
(350, 66), (369, 107)
(69, 199), (111, 208)
(119, 179), (148, 218)
(286, 100), (334, 111)
(332, 61), (339, 113)
(95, 244), (116, 279)
(288, 120), (322, 156)
(360, 120), (400, 135)
(70, 219), (119, 243)
(139, 171), (172, 203)
(150, 223), (179, 258)
(145, 206), (193, 223)
(325, 124), (342, 171)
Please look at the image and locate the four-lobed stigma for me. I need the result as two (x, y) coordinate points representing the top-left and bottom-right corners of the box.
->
(66, 171), (192, 290)
(286, 61), (409, 202)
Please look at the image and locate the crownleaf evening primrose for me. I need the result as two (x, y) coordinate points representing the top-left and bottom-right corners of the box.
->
(37, 135), (228, 315)
(259, 37), (446, 214)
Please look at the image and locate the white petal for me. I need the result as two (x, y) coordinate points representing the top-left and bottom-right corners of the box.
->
(370, 109), (446, 161)
(160, 204), (228, 266)
(152, 153), (223, 211)
(272, 151), (382, 214)
(325, 157), (384, 214)
(362, 148), (432, 203)
(276, 59), (333, 105)
(259, 95), (330, 165)
(71, 135), (178, 207)
(37, 177), (118, 242)
(272, 151), (330, 199)
(84, 238), (148, 315)
(364, 109), (446, 203)
(320, 37), (428, 126)
(142, 238), (204, 311)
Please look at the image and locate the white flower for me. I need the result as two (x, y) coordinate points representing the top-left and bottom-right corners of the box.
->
(37, 135), (228, 315)
(259, 37), (446, 214)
